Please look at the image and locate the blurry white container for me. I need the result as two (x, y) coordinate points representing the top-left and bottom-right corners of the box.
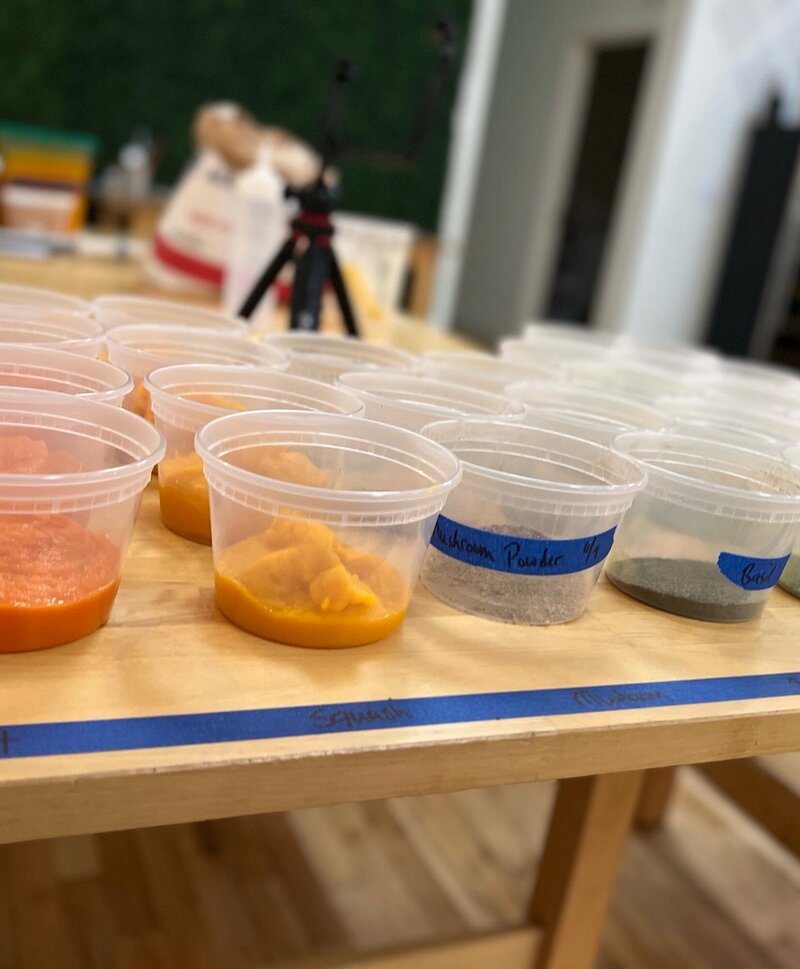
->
(0, 345), (132, 405)
(568, 358), (693, 403)
(0, 306), (104, 357)
(92, 295), (247, 333)
(222, 147), (288, 329)
(418, 350), (551, 392)
(607, 432), (800, 622)
(333, 212), (416, 311)
(263, 332), (415, 383)
(499, 335), (607, 373)
(656, 396), (800, 449)
(0, 284), (89, 313)
(338, 371), (525, 432)
(614, 337), (720, 373)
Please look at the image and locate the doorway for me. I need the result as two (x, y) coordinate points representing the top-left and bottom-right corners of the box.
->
(545, 43), (649, 324)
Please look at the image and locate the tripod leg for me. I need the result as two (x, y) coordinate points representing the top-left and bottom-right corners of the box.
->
(328, 247), (360, 337)
(291, 239), (330, 331)
(237, 236), (297, 320)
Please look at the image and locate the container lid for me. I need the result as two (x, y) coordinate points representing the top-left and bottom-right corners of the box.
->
(614, 430), (800, 521)
(92, 294), (248, 333)
(0, 306), (105, 355)
(196, 411), (462, 525)
(419, 350), (551, 391)
(146, 364), (364, 431)
(0, 389), (164, 511)
(106, 323), (289, 375)
(422, 418), (646, 514)
(0, 344), (133, 404)
(263, 332), (416, 383)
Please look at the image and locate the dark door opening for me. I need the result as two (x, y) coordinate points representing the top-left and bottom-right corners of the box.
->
(544, 43), (649, 324)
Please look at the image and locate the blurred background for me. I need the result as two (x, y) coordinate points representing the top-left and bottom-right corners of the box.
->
(2, 0), (800, 365)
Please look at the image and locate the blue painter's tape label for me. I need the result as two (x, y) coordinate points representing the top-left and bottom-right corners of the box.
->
(716, 551), (790, 590)
(430, 516), (616, 575)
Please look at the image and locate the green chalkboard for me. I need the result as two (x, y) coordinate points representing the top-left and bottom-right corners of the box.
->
(0, 0), (470, 230)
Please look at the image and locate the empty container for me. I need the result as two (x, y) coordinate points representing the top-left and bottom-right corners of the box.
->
(0, 345), (132, 405)
(0, 306), (105, 357)
(418, 350), (551, 392)
(0, 283), (89, 313)
(92, 294), (247, 333)
(262, 332), (416, 383)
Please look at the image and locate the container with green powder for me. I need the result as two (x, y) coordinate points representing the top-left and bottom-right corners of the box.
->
(606, 432), (800, 622)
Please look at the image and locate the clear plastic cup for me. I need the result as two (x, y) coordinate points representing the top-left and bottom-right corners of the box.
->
(262, 332), (416, 383)
(0, 389), (164, 651)
(0, 283), (89, 313)
(0, 345), (133, 406)
(606, 431), (800, 622)
(780, 444), (800, 597)
(656, 395), (800, 448)
(195, 411), (462, 648)
(418, 350), (551, 392)
(703, 371), (800, 417)
(147, 364), (365, 544)
(337, 371), (525, 432)
(500, 335), (605, 371)
(716, 356), (800, 389)
(419, 419), (646, 625)
(522, 320), (617, 347)
(0, 306), (105, 358)
(507, 380), (666, 444)
(614, 337), (720, 373)
(106, 324), (290, 417)
(567, 358), (694, 403)
(92, 294), (248, 334)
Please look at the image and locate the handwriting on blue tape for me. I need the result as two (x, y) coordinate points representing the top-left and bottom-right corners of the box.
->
(716, 551), (790, 590)
(430, 516), (616, 575)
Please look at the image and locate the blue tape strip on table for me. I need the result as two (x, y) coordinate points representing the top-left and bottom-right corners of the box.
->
(1, 671), (799, 759)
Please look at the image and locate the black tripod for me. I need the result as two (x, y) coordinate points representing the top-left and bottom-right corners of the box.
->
(237, 21), (456, 335)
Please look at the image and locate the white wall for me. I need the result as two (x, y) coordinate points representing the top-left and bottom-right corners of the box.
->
(605, 0), (800, 344)
(447, 0), (800, 347)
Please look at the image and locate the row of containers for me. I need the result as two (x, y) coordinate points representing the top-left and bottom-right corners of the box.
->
(3, 283), (800, 652)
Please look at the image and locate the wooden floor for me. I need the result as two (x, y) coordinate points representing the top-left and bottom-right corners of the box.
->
(1, 761), (799, 969)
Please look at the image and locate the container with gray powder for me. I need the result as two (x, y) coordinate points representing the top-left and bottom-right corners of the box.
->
(419, 419), (646, 625)
(606, 432), (800, 621)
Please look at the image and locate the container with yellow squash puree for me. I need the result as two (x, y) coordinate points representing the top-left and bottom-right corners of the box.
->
(195, 411), (462, 648)
(146, 365), (365, 543)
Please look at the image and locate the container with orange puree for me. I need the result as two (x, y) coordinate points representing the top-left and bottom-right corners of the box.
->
(0, 390), (164, 651)
(196, 411), (461, 648)
(146, 365), (364, 544)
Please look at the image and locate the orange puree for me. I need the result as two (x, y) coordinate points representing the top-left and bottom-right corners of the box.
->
(158, 446), (332, 544)
(0, 435), (121, 651)
(215, 518), (408, 648)
(0, 514), (120, 652)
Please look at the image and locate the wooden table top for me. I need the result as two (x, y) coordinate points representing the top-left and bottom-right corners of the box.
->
(0, 250), (799, 845)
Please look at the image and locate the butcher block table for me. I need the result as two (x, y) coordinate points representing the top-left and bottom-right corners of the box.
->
(1, 250), (799, 969)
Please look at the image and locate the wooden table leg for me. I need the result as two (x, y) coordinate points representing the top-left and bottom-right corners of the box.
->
(635, 767), (677, 831)
(529, 770), (644, 969)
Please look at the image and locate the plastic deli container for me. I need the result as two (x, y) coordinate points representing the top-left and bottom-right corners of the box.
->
(716, 357), (800, 390)
(780, 445), (800, 597)
(0, 390), (164, 651)
(0, 283), (89, 313)
(606, 431), (800, 622)
(146, 365), (365, 544)
(704, 372), (800, 417)
(0, 345), (133, 406)
(92, 294), (248, 334)
(419, 419), (646, 625)
(508, 381), (666, 444)
(500, 336), (605, 371)
(337, 371), (525, 432)
(523, 320), (617, 347)
(615, 337), (720, 373)
(0, 306), (105, 358)
(106, 324), (290, 417)
(195, 412), (461, 648)
(418, 350), (551, 392)
(656, 396), (800, 449)
(568, 358), (694, 403)
(262, 332), (416, 383)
